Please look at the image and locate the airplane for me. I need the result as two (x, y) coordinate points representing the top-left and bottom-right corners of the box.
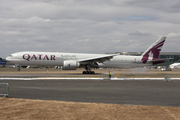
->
(6, 37), (168, 74)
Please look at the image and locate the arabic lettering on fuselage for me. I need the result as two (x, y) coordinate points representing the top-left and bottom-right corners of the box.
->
(61, 55), (76, 57)
(23, 54), (55, 61)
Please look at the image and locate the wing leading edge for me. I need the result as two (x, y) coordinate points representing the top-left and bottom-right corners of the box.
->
(78, 54), (118, 64)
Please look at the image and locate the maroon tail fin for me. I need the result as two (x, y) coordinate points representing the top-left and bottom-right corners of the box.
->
(141, 37), (166, 63)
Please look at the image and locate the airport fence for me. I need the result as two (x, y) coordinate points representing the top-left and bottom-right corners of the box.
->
(0, 82), (9, 97)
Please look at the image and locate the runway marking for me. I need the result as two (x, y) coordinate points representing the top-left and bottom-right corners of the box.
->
(0, 77), (180, 80)
(0, 78), (104, 80)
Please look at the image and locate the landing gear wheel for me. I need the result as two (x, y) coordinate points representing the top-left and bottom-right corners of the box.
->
(82, 71), (95, 74)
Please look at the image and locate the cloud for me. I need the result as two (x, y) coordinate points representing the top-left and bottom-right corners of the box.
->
(167, 32), (180, 37)
(17, 39), (27, 42)
(78, 39), (90, 42)
(122, 0), (180, 13)
(128, 31), (152, 36)
(127, 15), (158, 21)
(0, 0), (180, 58)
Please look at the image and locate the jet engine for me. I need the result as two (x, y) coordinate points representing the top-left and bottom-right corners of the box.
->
(62, 60), (80, 70)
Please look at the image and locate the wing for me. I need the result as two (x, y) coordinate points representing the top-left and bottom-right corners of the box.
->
(148, 58), (174, 63)
(78, 54), (118, 64)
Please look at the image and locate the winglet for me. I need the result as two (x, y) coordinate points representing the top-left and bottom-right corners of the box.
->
(141, 37), (166, 63)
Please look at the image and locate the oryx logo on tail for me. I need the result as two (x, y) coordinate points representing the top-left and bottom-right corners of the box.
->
(141, 37), (166, 63)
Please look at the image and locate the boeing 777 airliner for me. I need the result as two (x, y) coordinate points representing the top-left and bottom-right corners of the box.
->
(6, 37), (168, 74)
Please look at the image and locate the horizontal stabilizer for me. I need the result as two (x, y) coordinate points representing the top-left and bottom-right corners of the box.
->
(148, 58), (173, 62)
(148, 58), (173, 65)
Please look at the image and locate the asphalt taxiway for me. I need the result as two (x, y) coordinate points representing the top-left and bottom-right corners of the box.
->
(1, 79), (180, 107)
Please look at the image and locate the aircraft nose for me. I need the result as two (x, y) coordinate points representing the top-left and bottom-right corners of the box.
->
(6, 55), (13, 61)
(6, 57), (10, 61)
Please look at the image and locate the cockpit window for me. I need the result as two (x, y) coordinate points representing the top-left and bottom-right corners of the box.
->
(8, 55), (13, 57)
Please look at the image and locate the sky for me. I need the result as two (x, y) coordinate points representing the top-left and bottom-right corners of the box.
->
(0, 0), (180, 58)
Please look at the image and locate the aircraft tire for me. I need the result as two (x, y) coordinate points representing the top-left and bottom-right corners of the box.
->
(82, 71), (95, 74)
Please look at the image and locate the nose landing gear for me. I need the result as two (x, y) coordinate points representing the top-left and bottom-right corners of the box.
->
(17, 67), (20, 71)
(16, 64), (21, 71)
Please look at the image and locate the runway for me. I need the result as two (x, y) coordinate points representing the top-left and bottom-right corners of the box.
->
(2, 79), (180, 107)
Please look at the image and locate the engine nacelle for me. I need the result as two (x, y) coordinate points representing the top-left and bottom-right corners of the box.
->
(62, 60), (80, 70)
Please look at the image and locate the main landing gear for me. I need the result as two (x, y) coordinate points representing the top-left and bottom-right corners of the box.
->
(82, 65), (95, 74)
(82, 71), (95, 74)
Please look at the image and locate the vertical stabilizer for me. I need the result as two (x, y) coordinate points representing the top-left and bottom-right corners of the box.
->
(141, 37), (166, 63)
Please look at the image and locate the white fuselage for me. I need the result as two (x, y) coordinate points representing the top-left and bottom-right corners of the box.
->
(6, 51), (151, 69)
